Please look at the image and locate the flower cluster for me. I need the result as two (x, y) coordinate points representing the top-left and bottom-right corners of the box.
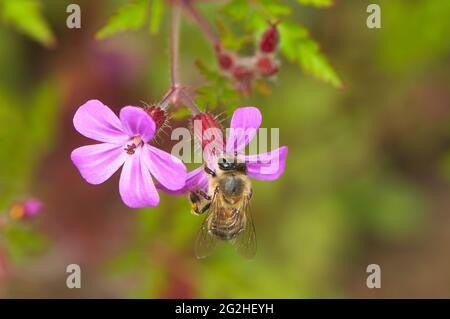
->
(71, 100), (287, 209)
(216, 23), (280, 94)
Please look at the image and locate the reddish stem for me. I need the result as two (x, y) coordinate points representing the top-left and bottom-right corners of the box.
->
(171, 3), (181, 86)
(181, 0), (221, 50)
(158, 1), (202, 116)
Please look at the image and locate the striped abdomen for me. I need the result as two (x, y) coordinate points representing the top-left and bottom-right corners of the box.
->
(210, 208), (243, 241)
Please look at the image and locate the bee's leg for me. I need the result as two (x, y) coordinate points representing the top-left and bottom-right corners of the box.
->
(198, 202), (211, 214)
(197, 190), (211, 201)
(189, 191), (211, 215)
(204, 166), (216, 177)
(191, 201), (211, 215)
(248, 188), (253, 200)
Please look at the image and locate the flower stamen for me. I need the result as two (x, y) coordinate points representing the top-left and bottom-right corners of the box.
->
(124, 136), (143, 155)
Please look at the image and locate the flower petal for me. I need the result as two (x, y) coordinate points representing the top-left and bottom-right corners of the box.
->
(226, 106), (262, 153)
(73, 100), (128, 144)
(119, 106), (155, 143)
(143, 145), (187, 191)
(244, 146), (288, 181)
(71, 143), (127, 184)
(158, 165), (209, 195)
(119, 148), (159, 208)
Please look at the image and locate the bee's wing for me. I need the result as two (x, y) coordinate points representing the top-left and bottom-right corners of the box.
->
(232, 196), (257, 259)
(194, 196), (219, 259)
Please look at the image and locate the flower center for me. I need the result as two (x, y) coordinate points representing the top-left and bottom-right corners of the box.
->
(124, 136), (143, 155)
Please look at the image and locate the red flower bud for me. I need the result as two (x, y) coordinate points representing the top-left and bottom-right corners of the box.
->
(232, 65), (253, 81)
(145, 105), (167, 131)
(259, 24), (279, 54)
(191, 112), (225, 158)
(255, 56), (279, 76)
(217, 52), (234, 70)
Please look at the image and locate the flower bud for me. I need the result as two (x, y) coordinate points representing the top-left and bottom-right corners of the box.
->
(217, 52), (234, 70)
(255, 56), (279, 76)
(145, 105), (167, 131)
(232, 65), (253, 81)
(259, 24), (279, 54)
(191, 112), (225, 160)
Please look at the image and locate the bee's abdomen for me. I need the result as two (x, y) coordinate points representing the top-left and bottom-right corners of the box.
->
(210, 209), (242, 241)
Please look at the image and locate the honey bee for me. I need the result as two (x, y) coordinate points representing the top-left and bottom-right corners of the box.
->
(189, 156), (256, 259)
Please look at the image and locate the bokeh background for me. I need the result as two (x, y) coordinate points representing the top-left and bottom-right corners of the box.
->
(1, 0), (450, 298)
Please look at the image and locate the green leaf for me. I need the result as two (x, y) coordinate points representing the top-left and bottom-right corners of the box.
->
(0, 0), (55, 47)
(221, 0), (248, 21)
(194, 60), (239, 109)
(170, 107), (191, 120)
(149, 0), (165, 34)
(96, 0), (148, 40)
(297, 0), (333, 8)
(258, 0), (292, 17)
(279, 22), (342, 88)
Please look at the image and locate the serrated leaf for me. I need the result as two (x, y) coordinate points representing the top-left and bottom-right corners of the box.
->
(96, 0), (148, 40)
(149, 0), (165, 34)
(279, 22), (342, 88)
(0, 0), (55, 47)
(297, 0), (333, 8)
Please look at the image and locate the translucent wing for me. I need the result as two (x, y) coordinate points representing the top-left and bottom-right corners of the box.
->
(194, 193), (219, 259)
(232, 196), (257, 259)
(194, 213), (217, 259)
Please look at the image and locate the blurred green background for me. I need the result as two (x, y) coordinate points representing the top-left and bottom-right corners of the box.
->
(1, 0), (450, 298)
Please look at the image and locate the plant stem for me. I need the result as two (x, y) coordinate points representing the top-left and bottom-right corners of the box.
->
(158, 86), (178, 110)
(181, 0), (221, 50)
(170, 2), (181, 86)
(158, 0), (202, 116)
(180, 89), (200, 115)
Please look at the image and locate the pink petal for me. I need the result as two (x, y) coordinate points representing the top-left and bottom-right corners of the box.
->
(244, 146), (288, 181)
(226, 106), (262, 153)
(119, 148), (159, 208)
(158, 165), (209, 195)
(23, 198), (43, 217)
(73, 100), (128, 144)
(71, 143), (127, 184)
(119, 106), (155, 143)
(185, 166), (209, 192)
(143, 145), (187, 191)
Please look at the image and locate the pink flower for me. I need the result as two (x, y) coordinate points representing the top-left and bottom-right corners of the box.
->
(71, 100), (187, 208)
(162, 106), (287, 195)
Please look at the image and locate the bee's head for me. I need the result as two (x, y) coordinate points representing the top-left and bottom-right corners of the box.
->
(217, 156), (246, 173)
